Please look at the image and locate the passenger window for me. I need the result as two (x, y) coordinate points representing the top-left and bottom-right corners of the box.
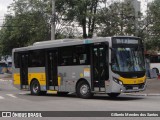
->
(59, 47), (73, 66)
(14, 52), (20, 68)
(28, 50), (45, 67)
(74, 45), (90, 65)
(58, 45), (90, 66)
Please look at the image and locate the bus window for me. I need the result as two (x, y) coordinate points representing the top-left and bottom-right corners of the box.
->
(59, 47), (73, 66)
(28, 50), (45, 67)
(59, 45), (90, 66)
(14, 52), (20, 68)
(74, 45), (90, 65)
(150, 55), (160, 63)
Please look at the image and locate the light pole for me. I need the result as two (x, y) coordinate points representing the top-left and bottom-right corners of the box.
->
(51, 0), (56, 40)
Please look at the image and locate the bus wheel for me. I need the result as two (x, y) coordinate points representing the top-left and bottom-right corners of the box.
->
(30, 80), (41, 95)
(107, 93), (120, 98)
(76, 81), (93, 99)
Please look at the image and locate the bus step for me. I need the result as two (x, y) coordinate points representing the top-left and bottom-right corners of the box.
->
(47, 90), (57, 94)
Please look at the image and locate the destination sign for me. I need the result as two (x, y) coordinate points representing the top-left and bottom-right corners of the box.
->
(113, 38), (139, 44)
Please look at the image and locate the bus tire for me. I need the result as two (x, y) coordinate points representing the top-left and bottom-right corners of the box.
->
(76, 81), (93, 99)
(30, 80), (41, 95)
(107, 93), (120, 98)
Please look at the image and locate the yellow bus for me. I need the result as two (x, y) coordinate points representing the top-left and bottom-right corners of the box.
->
(12, 36), (146, 98)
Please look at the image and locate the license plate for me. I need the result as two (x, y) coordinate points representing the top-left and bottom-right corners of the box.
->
(133, 87), (139, 90)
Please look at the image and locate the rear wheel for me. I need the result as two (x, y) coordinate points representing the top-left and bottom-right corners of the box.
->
(107, 93), (120, 98)
(76, 81), (93, 99)
(30, 80), (41, 95)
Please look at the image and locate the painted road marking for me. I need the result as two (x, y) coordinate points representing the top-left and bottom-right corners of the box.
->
(6, 94), (17, 98)
(0, 96), (5, 99)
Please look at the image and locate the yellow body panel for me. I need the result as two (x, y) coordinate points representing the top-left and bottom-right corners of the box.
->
(58, 77), (61, 86)
(28, 73), (46, 85)
(13, 73), (21, 85)
(119, 76), (146, 85)
(13, 73), (61, 86)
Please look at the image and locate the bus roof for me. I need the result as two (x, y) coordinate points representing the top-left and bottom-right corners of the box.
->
(13, 37), (111, 52)
(13, 36), (140, 52)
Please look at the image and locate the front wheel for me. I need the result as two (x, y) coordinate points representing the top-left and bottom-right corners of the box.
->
(107, 93), (120, 98)
(76, 81), (93, 99)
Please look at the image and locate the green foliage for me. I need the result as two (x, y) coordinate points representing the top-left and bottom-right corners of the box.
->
(97, 1), (141, 37)
(145, 0), (160, 50)
(0, 0), (51, 55)
(1, 0), (160, 55)
(60, 0), (101, 38)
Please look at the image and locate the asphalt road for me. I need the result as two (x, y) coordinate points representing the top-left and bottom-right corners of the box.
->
(0, 75), (160, 120)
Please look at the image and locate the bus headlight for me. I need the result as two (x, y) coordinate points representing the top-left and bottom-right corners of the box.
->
(113, 77), (123, 86)
(119, 81), (123, 85)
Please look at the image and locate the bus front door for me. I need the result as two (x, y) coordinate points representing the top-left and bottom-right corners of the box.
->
(20, 53), (28, 89)
(46, 50), (58, 90)
(92, 43), (109, 91)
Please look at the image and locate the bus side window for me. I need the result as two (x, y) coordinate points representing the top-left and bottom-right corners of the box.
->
(58, 45), (90, 66)
(79, 54), (87, 64)
(74, 45), (90, 65)
(28, 50), (45, 67)
(59, 47), (73, 66)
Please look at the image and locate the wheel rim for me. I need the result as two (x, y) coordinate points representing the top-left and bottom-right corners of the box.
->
(33, 83), (39, 93)
(80, 84), (89, 95)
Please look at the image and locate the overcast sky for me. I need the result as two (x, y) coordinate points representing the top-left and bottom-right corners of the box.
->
(0, 0), (153, 27)
(0, 0), (13, 26)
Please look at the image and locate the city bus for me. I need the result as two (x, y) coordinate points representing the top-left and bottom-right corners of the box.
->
(12, 36), (146, 98)
(149, 53), (160, 74)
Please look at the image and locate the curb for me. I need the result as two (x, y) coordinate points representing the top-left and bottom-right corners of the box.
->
(0, 79), (12, 82)
(124, 93), (160, 96)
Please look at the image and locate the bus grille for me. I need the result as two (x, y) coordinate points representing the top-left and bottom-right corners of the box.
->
(124, 83), (145, 90)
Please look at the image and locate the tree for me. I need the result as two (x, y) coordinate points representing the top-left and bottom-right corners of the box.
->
(97, 1), (142, 37)
(61, 0), (102, 38)
(0, 0), (80, 55)
(144, 0), (160, 50)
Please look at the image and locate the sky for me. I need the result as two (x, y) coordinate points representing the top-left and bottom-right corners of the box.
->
(0, 0), (153, 27)
(0, 0), (13, 26)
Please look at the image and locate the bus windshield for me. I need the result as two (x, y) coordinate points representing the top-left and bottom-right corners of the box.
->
(111, 47), (145, 72)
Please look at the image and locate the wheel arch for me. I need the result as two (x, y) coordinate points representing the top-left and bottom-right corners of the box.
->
(75, 78), (90, 91)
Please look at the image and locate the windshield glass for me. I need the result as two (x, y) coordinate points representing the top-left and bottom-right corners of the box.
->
(111, 47), (145, 72)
